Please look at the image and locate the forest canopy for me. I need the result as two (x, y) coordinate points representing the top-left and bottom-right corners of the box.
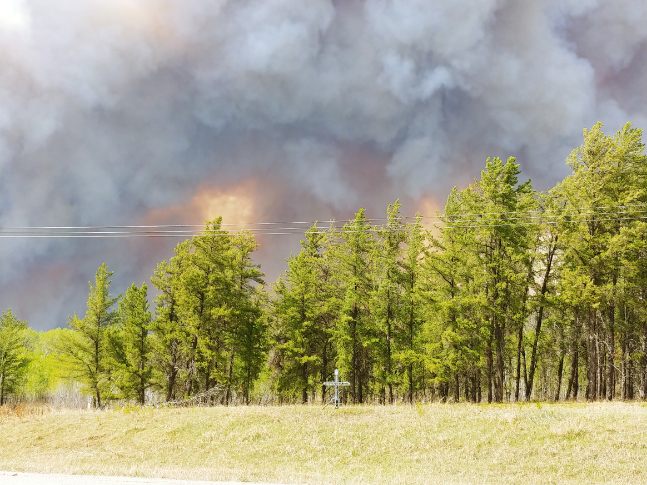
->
(1, 122), (646, 406)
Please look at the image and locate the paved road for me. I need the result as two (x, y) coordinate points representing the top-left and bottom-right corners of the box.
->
(0, 472), (279, 485)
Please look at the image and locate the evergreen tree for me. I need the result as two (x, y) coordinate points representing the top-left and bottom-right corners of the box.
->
(427, 187), (486, 402)
(555, 122), (647, 400)
(110, 283), (153, 404)
(177, 219), (231, 397)
(334, 209), (376, 403)
(523, 194), (559, 401)
(65, 263), (116, 407)
(228, 232), (266, 405)
(152, 221), (267, 404)
(614, 223), (647, 398)
(151, 242), (190, 401)
(397, 215), (427, 402)
(474, 157), (535, 402)
(372, 201), (405, 403)
(273, 225), (336, 403)
(6, 121), (647, 406)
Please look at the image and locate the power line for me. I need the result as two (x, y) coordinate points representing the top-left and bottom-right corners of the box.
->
(0, 218), (384, 231)
(2, 203), (647, 238)
(3, 203), (647, 231)
(1, 214), (647, 238)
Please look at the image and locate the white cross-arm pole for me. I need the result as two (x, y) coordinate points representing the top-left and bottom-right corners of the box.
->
(334, 369), (339, 408)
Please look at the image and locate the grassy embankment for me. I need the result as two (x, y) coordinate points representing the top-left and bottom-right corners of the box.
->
(2, 403), (647, 484)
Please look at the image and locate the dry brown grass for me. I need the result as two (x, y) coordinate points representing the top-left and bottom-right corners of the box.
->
(2, 402), (647, 484)
(0, 404), (51, 419)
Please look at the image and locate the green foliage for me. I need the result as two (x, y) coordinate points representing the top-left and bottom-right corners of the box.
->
(21, 329), (73, 400)
(333, 209), (377, 403)
(0, 310), (30, 404)
(272, 225), (337, 403)
(150, 220), (267, 404)
(110, 283), (153, 404)
(6, 121), (647, 405)
(63, 263), (117, 407)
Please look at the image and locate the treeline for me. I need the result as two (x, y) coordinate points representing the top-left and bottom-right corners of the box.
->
(2, 122), (647, 406)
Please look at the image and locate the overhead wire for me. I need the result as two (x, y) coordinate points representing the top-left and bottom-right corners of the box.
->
(2, 203), (647, 238)
(4, 202), (647, 229)
(4, 202), (647, 231)
(2, 219), (647, 236)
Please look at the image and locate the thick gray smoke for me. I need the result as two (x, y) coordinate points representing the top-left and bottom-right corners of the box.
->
(1, 0), (646, 329)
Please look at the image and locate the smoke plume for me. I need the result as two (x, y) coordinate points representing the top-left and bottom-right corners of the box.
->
(1, 0), (646, 328)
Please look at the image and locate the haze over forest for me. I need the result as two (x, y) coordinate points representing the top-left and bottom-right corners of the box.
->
(1, 0), (647, 329)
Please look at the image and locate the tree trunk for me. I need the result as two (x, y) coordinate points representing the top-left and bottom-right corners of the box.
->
(598, 332), (606, 399)
(439, 381), (448, 402)
(408, 290), (415, 404)
(185, 335), (198, 396)
(166, 366), (178, 402)
(643, 322), (647, 399)
(567, 345), (579, 401)
(515, 257), (535, 401)
(572, 350), (580, 400)
(555, 352), (565, 401)
(357, 358), (364, 404)
(408, 364), (414, 404)
(94, 328), (101, 408)
(526, 237), (556, 400)
(486, 334), (494, 403)
(587, 310), (598, 400)
(0, 373), (5, 406)
(164, 303), (179, 402)
(140, 375), (146, 406)
(302, 362), (309, 404)
(225, 349), (235, 405)
(515, 324), (523, 401)
(321, 340), (329, 404)
(494, 322), (505, 402)
(607, 299), (616, 400)
(245, 364), (251, 405)
(386, 299), (394, 405)
(622, 336), (628, 400)
(351, 301), (358, 403)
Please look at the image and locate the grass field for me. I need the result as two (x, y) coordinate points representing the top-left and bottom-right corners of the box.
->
(2, 403), (647, 484)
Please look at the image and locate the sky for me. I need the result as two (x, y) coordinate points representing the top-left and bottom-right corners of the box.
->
(1, 0), (646, 329)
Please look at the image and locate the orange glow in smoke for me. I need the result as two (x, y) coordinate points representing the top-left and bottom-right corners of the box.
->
(145, 181), (257, 228)
(192, 184), (256, 227)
